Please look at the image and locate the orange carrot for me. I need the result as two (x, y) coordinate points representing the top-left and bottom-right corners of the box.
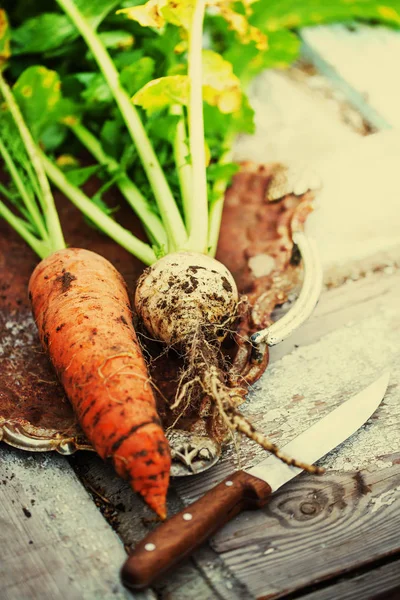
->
(29, 247), (170, 519)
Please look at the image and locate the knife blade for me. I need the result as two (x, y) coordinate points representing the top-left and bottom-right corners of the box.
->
(121, 372), (390, 590)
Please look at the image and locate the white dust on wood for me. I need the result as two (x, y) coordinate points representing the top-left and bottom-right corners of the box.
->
(233, 52), (400, 283)
(301, 24), (400, 129)
(234, 69), (360, 168)
(305, 129), (400, 281)
(369, 486), (400, 515)
(227, 303), (399, 473)
(0, 315), (36, 360)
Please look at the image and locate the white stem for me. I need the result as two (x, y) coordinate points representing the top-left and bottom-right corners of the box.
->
(171, 104), (193, 230)
(187, 0), (208, 253)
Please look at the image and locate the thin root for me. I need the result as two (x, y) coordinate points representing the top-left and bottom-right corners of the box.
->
(204, 363), (324, 475)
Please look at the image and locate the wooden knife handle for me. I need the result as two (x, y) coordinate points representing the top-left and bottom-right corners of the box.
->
(121, 470), (272, 590)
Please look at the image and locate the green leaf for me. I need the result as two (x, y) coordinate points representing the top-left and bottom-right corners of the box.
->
(120, 56), (155, 95)
(63, 164), (102, 186)
(146, 112), (180, 143)
(251, 0), (400, 31)
(224, 29), (300, 84)
(11, 1), (120, 56)
(13, 66), (79, 148)
(207, 161), (239, 184)
(40, 124), (69, 151)
(100, 119), (125, 158)
(12, 14), (76, 54)
(113, 48), (145, 69)
(80, 73), (113, 107)
(203, 92), (254, 151)
(0, 10), (11, 67)
(98, 30), (135, 50)
(75, 0), (121, 29)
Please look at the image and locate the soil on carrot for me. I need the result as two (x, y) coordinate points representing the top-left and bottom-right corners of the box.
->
(0, 162), (312, 447)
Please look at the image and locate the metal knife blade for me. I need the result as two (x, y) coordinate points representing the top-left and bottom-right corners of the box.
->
(121, 373), (390, 590)
(249, 371), (390, 491)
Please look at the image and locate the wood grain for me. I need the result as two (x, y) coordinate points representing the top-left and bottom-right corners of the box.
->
(0, 446), (154, 600)
(270, 269), (400, 363)
(71, 454), (251, 600)
(122, 472), (272, 590)
(297, 559), (400, 600)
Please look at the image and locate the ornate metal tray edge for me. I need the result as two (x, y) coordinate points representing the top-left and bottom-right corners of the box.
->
(0, 232), (322, 475)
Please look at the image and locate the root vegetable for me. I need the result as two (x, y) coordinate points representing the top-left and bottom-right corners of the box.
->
(29, 248), (171, 518)
(135, 252), (239, 345)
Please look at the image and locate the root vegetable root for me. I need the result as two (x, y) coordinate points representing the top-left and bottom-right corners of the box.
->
(29, 247), (170, 518)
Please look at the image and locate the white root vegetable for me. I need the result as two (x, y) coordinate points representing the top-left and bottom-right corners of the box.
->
(135, 252), (239, 345)
(135, 251), (323, 474)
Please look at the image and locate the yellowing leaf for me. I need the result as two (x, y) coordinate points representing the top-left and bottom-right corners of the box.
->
(220, 6), (267, 50)
(202, 50), (242, 114)
(204, 140), (211, 166)
(207, 1), (267, 49)
(118, 0), (195, 30)
(202, 50), (239, 88)
(378, 6), (400, 24)
(174, 39), (188, 54)
(61, 114), (79, 126)
(203, 86), (242, 113)
(56, 154), (80, 168)
(117, 0), (165, 29)
(0, 10), (11, 67)
(133, 75), (189, 111)
(133, 50), (243, 115)
(160, 0), (195, 30)
(218, 89), (242, 113)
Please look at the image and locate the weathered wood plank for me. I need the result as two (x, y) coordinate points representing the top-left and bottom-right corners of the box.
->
(72, 454), (250, 600)
(301, 24), (400, 130)
(217, 464), (400, 599)
(270, 269), (400, 363)
(0, 447), (154, 600)
(298, 559), (400, 600)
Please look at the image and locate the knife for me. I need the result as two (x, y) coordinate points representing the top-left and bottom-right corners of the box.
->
(121, 372), (390, 590)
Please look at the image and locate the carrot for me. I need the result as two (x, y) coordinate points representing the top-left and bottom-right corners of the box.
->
(28, 247), (170, 518)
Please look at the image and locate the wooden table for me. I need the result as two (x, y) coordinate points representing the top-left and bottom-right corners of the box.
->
(1, 24), (400, 600)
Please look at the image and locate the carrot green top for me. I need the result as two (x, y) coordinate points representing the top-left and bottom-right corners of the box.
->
(0, 71), (66, 259)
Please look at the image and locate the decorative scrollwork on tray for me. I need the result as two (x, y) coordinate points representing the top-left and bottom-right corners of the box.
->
(0, 420), (93, 455)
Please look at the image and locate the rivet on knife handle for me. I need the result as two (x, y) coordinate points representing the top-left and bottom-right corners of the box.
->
(121, 470), (272, 590)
